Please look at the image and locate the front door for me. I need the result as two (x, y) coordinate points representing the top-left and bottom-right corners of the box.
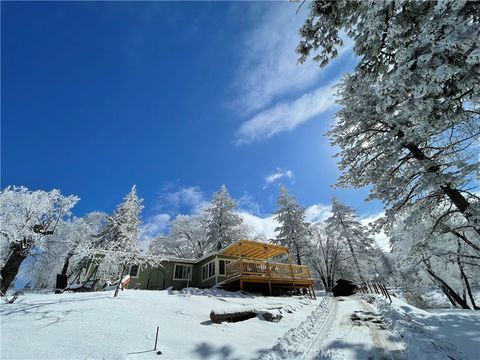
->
(147, 268), (166, 290)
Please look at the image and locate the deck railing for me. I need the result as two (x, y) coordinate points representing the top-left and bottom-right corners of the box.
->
(225, 258), (311, 280)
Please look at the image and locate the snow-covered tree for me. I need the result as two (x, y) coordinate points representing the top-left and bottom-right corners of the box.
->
(391, 203), (479, 309)
(307, 223), (346, 291)
(0, 186), (78, 293)
(324, 197), (376, 283)
(274, 186), (310, 265)
(99, 185), (153, 297)
(149, 213), (210, 259)
(25, 213), (105, 289)
(297, 1), (480, 242)
(205, 185), (245, 250)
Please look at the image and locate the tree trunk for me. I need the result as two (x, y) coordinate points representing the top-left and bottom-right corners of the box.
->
(114, 264), (127, 298)
(60, 251), (75, 276)
(1, 241), (31, 294)
(424, 263), (471, 309)
(461, 270), (479, 310)
(295, 242), (302, 265)
(403, 142), (480, 236)
(337, 216), (365, 283)
(456, 239), (479, 310)
(345, 237), (365, 283)
(326, 275), (334, 293)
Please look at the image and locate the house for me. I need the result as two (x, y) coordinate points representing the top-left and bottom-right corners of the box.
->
(84, 239), (315, 298)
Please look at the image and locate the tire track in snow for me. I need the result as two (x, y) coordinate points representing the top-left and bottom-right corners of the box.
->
(359, 299), (405, 360)
(259, 296), (337, 360)
(300, 298), (338, 360)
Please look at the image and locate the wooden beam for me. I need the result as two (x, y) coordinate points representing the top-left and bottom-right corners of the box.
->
(265, 246), (272, 296)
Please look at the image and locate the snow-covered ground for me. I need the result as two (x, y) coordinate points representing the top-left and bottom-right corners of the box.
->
(1, 289), (479, 360)
(372, 295), (480, 360)
(0, 289), (318, 360)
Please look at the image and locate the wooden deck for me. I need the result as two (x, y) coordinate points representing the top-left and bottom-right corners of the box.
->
(218, 240), (316, 298)
(224, 258), (314, 296)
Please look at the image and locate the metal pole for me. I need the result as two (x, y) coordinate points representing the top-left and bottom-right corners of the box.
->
(154, 326), (159, 350)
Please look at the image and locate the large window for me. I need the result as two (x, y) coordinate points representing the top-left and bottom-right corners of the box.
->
(202, 261), (215, 281)
(218, 260), (231, 276)
(129, 264), (139, 277)
(173, 264), (192, 281)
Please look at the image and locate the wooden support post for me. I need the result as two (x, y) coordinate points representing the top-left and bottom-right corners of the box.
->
(265, 246), (272, 296)
(382, 284), (393, 303)
(238, 242), (243, 291)
(379, 284), (387, 298)
(287, 251), (296, 294)
(367, 283), (373, 294)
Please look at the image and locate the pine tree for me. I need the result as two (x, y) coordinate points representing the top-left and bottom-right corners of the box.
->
(297, 1), (480, 241)
(100, 185), (145, 297)
(274, 186), (309, 265)
(205, 185), (244, 250)
(325, 197), (375, 283)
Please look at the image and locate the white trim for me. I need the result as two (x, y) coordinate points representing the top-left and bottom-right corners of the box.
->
(173, 263), (193, 281)
(218, 259), (232, 276)
(201, 260), (216, 282)
(129, 264), (140, 278)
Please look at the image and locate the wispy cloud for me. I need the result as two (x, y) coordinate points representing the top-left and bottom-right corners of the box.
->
(155, 184), (207, 214)
(263, 168), (295, 189)
(237, 193), (262, 215)
(232, 3), (353, 145)
(141, 213), (171, 239)
(235, 83), (337, 145)
(234, 3), (333, 113)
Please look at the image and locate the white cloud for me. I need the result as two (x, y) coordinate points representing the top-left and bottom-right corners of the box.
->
(235, 83), (337, 145)
(156, 185), (207, 214)
(141, 213), (171, 239)
(235, 4), (351, 114)
(238, 211), (279, 240)
(263, 168), (295, 189)
(305, 204), (331, 223)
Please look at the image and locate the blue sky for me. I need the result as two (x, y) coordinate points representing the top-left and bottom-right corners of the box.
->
(2, 2), (385, 243)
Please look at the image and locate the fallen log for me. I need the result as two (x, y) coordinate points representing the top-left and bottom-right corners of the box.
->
(210, 308), (283, 324)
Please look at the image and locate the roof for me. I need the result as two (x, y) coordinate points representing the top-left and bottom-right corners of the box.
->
(218, 239), (289, 259)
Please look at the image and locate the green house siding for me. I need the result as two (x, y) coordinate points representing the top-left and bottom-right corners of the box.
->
(129, 261), (196, 290)
(84, 252), (238, 291)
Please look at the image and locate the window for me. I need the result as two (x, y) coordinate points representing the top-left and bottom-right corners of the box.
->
(173, 264), (192, 281)
(218, 260), (231, 276)
(202, 261), (216, 281)
(129, 264), (139, 278)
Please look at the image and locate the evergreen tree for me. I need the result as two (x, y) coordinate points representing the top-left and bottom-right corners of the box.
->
(297, 1), (480, 241)
(205, 185), (244, 250)
(325, 197), (375, 283)
(274, 186), (309, 265)
(100, 185), (145, 297)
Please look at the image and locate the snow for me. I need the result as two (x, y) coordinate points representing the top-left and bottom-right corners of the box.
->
(2, 290), (479, 359)
(0, 289), (318, 360)
(371, 295), (480, 360)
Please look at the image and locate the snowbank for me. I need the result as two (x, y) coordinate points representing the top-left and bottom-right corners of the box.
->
(370, 295), (480, 360)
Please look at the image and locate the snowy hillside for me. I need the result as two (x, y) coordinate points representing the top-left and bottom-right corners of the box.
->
(0, 289), (317, 360)
(2, 290), (479, 360)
